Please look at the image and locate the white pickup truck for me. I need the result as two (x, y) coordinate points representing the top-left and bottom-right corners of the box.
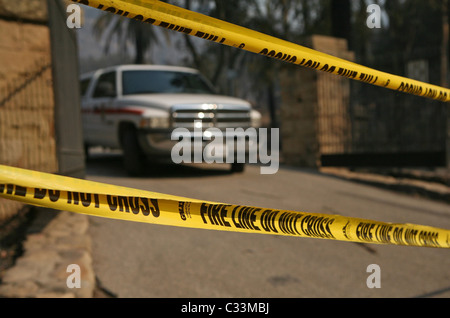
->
(80, 64), (261, 175)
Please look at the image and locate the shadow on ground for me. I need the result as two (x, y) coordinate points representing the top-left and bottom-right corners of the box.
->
(85, 151), (238, 179)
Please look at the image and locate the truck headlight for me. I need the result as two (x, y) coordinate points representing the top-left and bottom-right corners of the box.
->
(139, 117), (170, 129)
(250, 109), (262, 128)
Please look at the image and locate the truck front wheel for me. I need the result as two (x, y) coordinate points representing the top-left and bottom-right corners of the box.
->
(120, 126), (146, 176)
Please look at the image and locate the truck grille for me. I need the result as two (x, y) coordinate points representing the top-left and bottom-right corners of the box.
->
(171, 104), (251, 129)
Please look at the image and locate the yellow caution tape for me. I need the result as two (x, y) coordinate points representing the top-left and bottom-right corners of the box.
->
(1, 165), (449, 248)
(71, 0), (450, 102)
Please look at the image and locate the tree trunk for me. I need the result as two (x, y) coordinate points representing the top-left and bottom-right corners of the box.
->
(134, 24), (145, 64)
(330, 0), (352, 47)
(441, 0), (449, 87)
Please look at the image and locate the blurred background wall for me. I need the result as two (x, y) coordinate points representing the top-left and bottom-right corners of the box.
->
(0, 0), (84, 222)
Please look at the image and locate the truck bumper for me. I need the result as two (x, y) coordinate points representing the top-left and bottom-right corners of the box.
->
(137, 128), (258, 163)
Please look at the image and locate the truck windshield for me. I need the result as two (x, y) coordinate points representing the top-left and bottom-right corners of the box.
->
(122, 70), (216, 95)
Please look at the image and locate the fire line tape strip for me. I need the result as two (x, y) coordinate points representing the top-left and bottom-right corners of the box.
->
(1, 165), (449, 248)
(71, 0), (450, 102)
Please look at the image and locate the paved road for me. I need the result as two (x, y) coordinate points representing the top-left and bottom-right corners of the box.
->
(85, 153), (450, 298)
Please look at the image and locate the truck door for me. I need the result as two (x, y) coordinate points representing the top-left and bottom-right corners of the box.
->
(84, 71), (118, 147)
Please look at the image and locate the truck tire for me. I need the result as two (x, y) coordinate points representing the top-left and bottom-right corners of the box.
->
(120, 126), (146, 176)
(230, 163), (245, 173)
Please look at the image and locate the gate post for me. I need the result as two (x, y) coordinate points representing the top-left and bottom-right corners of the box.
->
(47, 0), (85, 178)
(279, 35), (354, 168)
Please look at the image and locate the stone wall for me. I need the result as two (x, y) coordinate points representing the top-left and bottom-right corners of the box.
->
(0, 0), (47, 23)
(0, 0), (58, 221)
(280, 35), (354, 167)
(280, 62), (320, 167)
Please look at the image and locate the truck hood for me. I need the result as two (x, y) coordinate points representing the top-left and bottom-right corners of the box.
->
(117, 93), (252, 110)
